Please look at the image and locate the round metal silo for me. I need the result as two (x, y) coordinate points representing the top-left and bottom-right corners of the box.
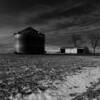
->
(14, 27), (45, 54)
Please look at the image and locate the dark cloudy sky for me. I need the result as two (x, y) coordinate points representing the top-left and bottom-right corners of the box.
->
(0, 0), (100, 52)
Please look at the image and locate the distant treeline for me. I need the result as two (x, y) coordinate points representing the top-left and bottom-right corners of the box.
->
(69, 32), (100, 54)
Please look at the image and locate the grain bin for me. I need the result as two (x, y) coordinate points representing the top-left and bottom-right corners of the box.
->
(14, 27), (45, 54)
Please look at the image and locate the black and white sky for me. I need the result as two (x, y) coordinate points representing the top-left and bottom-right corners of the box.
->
(0, 0), (100, 52)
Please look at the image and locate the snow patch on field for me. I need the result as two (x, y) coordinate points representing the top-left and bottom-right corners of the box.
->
(10, 67), (100, 100)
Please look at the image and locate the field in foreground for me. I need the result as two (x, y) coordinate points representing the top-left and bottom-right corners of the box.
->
(0, 54), (100, 100)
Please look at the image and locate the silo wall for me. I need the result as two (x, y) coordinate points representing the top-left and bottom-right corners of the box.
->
(14, 33), (45, 54)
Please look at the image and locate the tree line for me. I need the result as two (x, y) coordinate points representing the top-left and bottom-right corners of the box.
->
(70, 33), (100, 54)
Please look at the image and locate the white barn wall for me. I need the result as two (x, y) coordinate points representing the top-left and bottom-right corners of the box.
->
(65, 48), (77, 54)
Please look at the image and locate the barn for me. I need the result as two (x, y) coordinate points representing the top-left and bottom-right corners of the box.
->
(14, 27), (45, 54)
(60, 47), (89, 54)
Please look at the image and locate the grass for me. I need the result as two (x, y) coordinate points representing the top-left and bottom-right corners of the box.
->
(0, 54), (100, 100)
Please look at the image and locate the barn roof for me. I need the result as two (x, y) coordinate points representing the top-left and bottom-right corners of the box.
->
(60, 46), (84, 49)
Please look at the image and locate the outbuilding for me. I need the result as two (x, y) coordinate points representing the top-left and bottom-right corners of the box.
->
(60, 47), (89, 54)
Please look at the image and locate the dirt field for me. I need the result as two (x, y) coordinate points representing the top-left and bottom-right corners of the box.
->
(0, 54), (100, 100)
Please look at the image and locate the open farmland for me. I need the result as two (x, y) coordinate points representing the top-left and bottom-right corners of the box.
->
(0, 54), (100, 100)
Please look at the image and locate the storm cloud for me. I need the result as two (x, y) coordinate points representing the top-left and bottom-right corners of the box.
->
(0, 0), (100, 52)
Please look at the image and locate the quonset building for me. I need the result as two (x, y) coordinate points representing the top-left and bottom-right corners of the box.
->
(14, 27), (45, 54)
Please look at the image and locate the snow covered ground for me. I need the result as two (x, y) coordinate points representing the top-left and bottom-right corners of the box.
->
(10, 66), (100, 100)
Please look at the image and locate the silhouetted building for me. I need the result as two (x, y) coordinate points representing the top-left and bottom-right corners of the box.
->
(14, 27), (45, 54)
(60, 46), (89, 54)
(60, 48), (65, 53)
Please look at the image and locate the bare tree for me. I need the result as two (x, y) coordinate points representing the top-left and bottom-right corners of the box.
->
(87, 33), (100, 54)
(71, 33), (81, 47)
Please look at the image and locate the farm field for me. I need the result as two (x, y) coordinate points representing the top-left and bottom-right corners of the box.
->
(0, 54), (100, 100)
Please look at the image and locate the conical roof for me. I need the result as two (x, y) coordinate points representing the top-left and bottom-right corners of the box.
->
(18, 27), (38, 35)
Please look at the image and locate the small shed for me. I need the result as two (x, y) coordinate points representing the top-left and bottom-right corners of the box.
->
(14, 27), (45, 54)
(60, 47), (89, 54)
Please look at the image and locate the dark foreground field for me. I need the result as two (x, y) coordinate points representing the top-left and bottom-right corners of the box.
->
(0, 54), (100, 100)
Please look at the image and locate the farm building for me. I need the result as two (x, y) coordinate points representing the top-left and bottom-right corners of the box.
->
(60, 47), (90, 54)
(14, 27), (45, 54)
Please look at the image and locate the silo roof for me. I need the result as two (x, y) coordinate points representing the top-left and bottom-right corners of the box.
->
(14, 27), (45, 37)
(18, 27), (38, 34)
